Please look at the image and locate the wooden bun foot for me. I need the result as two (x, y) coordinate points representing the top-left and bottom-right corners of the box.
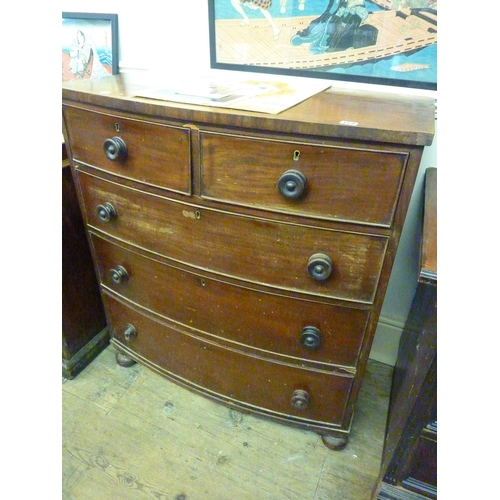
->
(115, 351), (136, 367)
(320, 434), (348, 451)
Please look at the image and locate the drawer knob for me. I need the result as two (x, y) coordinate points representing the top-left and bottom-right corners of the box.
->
(96, 202), (117, 223)
(300, 326), (322, 350)
(291, 389), (310, 410)
(278, 170), (307, 199)
(103, 136), (128, 161)
(110, 265), (129, 285)
(123, 323), (137, 341)
(307, 253), (333, 281)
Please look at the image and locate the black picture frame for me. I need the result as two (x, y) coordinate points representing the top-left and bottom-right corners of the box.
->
(208, 1), (436, 91)
(62, 12), (118, 82)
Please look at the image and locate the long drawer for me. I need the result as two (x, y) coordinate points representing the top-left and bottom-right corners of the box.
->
(199, 130), (408, 227)
(104, 292), (354, 427)
(91, 233), (370, 369)
(78, 170), (388, 303)
(63, 106), (192, 194)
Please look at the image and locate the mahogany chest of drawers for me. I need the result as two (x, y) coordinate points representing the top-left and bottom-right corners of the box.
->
(62, 74), (434, 449)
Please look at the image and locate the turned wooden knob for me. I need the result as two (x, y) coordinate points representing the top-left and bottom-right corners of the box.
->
(96, 202), (117, 223)
(307, 253), (333, 281)
(103, 136), (128, 161)
(123, 323), (137, 341)
(300, 326), (322, 350)
(110, 265), (128, 285)
(291, 389), (310, 410)
(278, 170), (307, 199)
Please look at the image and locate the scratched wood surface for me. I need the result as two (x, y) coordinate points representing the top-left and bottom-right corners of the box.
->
(62, 345), (392, 500)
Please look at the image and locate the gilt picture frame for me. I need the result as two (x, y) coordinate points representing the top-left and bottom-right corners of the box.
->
(208, 0), (437, 90)
(62, 12), (118, 82)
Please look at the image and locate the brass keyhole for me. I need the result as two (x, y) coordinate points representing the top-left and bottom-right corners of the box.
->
(114, 123), (120, 132)
(293, 150), (300, 161)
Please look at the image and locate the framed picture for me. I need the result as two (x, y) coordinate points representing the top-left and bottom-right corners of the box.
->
(62, 12), (118, 82)
(208, 1), (436, 91)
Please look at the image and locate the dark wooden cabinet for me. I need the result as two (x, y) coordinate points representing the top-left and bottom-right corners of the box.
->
(62, 142), (108, 379)
(62, 75), (434, 447)
(373, 167), (437, 498)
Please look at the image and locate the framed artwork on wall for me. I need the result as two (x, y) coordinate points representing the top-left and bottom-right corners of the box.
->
(208, 1), (437, 90)
(62, 12), (118, 82)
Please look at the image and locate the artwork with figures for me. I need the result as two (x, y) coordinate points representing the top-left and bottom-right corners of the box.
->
(209, 0), (437, 89)
(62, 13), (118, 82)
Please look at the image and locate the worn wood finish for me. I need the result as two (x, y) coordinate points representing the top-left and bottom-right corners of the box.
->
(62, 142), (108, 378)
(61, 75), (435, 146)
(420, 168), (437, 282)
(78, 170), (388, 303)
(105, 293), (354, 430)
(62, 75), (435, 445)
(64, 106), (192, 194)
(63, 345), (393, 500)
(90, 233), (369, 370)
(199, 131), (408, 226)
(372, 168), (437, 499)
(380, 286), (436, 495)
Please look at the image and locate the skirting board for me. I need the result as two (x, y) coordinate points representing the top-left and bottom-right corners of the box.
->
(369, 317), (404, 367)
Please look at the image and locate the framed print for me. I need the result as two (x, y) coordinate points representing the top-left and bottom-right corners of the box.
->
(208, 1), (437, 90)
(62, 12), (118, 82)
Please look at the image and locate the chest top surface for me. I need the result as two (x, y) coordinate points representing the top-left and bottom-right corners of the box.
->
(62, 74), (435, 147)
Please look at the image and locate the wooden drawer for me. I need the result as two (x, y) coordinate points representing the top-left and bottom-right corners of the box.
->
(91, 233), (369, 369)
(79, 171), (388, 303)
(104, 292), (353, 427)
(63, 106), (192, 194)
(199, 131), (407, 227)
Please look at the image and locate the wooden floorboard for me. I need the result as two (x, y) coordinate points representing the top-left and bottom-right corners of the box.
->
(62, 345), (392, 499)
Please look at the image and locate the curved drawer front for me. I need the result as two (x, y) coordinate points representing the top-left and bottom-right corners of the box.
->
(91, 233), (370, 368)
(199, 131), (407, 226)
(105, 293), (353, 426)
(64, 106), (191, 194)
(79, 172), (388, 303)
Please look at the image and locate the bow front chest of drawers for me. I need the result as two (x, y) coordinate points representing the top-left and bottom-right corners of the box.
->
(62, 75), (434, 449)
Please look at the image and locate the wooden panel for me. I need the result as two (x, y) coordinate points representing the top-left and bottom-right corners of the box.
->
(90, 233), (370, 369)
(420, 167), (437, 282)
(200, 131), (407, 226)
(406, 434), (437, 490)
(104, 293), (354, 428)
(62, 158), (108, 377)
(78, 171), (388, 303)
(63, 106), (192, 194)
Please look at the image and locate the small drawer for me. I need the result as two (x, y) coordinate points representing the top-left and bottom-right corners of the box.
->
(91, 234), (370, 369)
(79, 172), (388, 303)
(199, 131), (407, 227)
(104, 292), (353, 427)
(63, 106), (191, 194)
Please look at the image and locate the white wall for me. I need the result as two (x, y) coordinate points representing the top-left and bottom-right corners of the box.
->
(62, 0), (438, 365)
(62, 1), (212, 73)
